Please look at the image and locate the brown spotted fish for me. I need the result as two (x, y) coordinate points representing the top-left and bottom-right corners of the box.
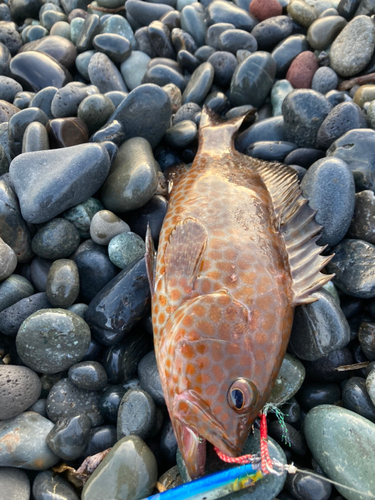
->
(145, 107), (333, 480)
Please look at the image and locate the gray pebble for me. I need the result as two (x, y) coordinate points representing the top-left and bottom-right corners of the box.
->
(33, 471), (79, 500)
(0, 236), (17, 281)
(46, 259), (80, 308)
(0, 274), (34, 313)
(0, 364), (41, 420)
(0, 467), (30, 500)
(90, 209), (130, 245)
(117, 388), (156, 440)
(68, 361), (108, 390)
(32, 218), (80, 260)
(0, 75), (22, 102)
(138, 351), (165, 406)
(311, 66), (338, 94)
(47, 414), (92, 460)
(108, 231), (145, 269)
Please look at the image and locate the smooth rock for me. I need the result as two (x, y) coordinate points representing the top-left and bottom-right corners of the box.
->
(164, 119), (197, 149)
(0, 292), (50, 336)
(46, 259), (79, 308)
(251, 15), (293, 51)
(271, 79), (294, 117)
(0, 364), (41, 420)
(76, 13), (101, 52)
(90, 209), (130, 245)
(16, 309), (91, 374)
(81, 436), (157, 500)
(236, 116), (288, 152)
(0, 76), (22, 103)
(290, 288), (351, 361)
(245, 141), (297, 161)
(117, 388), (156, 440)
(307, 16), (347, 51)
(51, 84), (88, 118)
(108, 231), (145, 269)
(101, 137), (159, 213)
(86, 257), (150, 346)
(109, 84), (172, 149)
(267, 353), (305, 406)
(304, 347), (354, 383)
(250, 0), (282, 21)
(30, 258), (52, 292)
(93, 33), (132, 64)
(138, 351), (165, 406)
(300, 157), (355, 246)
(22, 122), (49, 153)
(287, 0), (318, 28)
(342, 376), (375, 421)
(207, 0), (257, 32)
(271, 34), (309, 78)
(0, 237), (16, 280)
(88, 52), (128, 94)
(32, 471), (79, 500)
(0, 411), (59, 469)
(46, 378), (103, 426)
(0, 274), (34, 313)
(47, 117), (89, 148)
(47, 414), (92, 460)
(99, 385), (126, 423)
(305, 405), (375, 499)
(311, 67), (339, 96)
(285, 147), (325, 169)
(78, 93), (115, 135)
(348, 190), (375, 244)
(286, 51), (318, 89)
(330, 15), (375, 77)
(68, 361), (108, 390)
(63, 197), (103, 238)
(0, 468), (30, 500)
(182, 62), (214, 105)
(9, 142), (111, 224)
(297, 382), (341, 411)
(327, 239), (375, 298)
(120, 51), (151, 90)
(32, 218), (80, 260)
(366, 369), (375, 405)
(285, 468), (332, 500)
(10, 51), (72, 92)
(80, 425), (117, 459)
(125, 194), (168, 244)
(18, 35), (77, 69)
(8, 106), (49, 157)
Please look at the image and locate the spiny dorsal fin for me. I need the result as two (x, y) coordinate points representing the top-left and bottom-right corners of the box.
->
(255, 161), (334, 305)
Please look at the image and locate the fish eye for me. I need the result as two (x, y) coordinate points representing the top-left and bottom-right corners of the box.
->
(228, 378), (258, 412)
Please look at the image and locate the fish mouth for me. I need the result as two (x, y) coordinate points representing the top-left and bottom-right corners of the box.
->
(173, 391), (242, 479)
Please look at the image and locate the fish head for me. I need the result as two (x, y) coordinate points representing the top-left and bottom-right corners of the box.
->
(160, 291), (270, 479)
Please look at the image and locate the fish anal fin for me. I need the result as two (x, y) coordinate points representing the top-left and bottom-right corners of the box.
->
(164, 218), (208, 298)
(255, 161), (334, 306)
(145, 224), (156, 294)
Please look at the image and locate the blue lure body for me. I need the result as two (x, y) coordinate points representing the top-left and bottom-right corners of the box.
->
(140, 462), (263, 500)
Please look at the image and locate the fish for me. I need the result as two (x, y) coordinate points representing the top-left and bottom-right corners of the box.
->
(145, 106), (333, 480)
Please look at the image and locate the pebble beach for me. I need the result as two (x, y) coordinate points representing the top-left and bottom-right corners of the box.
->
(1, 0), (375, 498)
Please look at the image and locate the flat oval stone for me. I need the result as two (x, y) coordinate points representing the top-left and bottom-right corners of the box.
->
(267, 353), (305, 406)
(327, 239), (375, 298)
(289, 288), (351, 361)
(305, 405), (375, 498)
(207, 0), (257, 32)
(236, 116), (288, 152)
(304, 347), (354, 382)
(271, 34), (309, 78)
(286, 51), (319, 89)
(46, 378), (103, 426)
(307, 16), (347, 51)
(68, 361), (108, 390)
(0, 468), (30, 500)
(93, 33), (132, 64)
(300, 157), (355, 246)
(78, 93), (115, 135)
(88, 52), (127, 93)
(287, 0), (317, 28)
(101, 137), (159, 213)
(297, 382), (341, 411)
(348, 190), (375, 244)
(282, 89), (332, 148)
(90, 209), (130, 245)
(47, 117), (89, 148)
(76, 13), (101, 52)
(0, 237), (16, 280)
(16, 309), (91, 374)
(0, 274), (34, 313)
(9, 142), (111, 224)
(29, 86), (57, 120)
(330, 15), (375, 77)
(101, 14), (137, 49)
(0, 76), (22, 103)
(63, 197), (103, 238)
(251, 15), (293, 51)
(32, 218), (80, 259)
(327, 129), (375, 191)
(180, 3), (207, 46)
(0, 411), (59, 469)
(10, 51), (72, 92)
(126, 194), (168, 244)
(0, 292), (50, 336)
(110, 83), (171, 148)
(108, 231), (145, 269)
(126, 0), (174, 26)
(81, 425), (117, 459)
(18, 36), (77, 69)
(99, 386), (126, 424)
(245, 141), (297, 162)
(51, 84), (88, 118)
(22, 122), (49, 153)
(32, 471), (79, 500)
(285, 468), (332, 500)
(30, 258), (52, 292)
(230, 51), (276, 108)
(46, 259), (79, 308)
(0, 365), (41, 420)
(138, 351), (165, 406)
(311, 67), (338, 95)
(86, 257), (150, 346)
(120, 51), (151, 90)
(342, 376), (375, 421)
(117, 388), (156, 440)
(181, 61), (214, 105)
(81, 436), (157, 500)
(47, 414), (92, 460)
(8, 106), (49, 158)
(142, 64), (186, 91)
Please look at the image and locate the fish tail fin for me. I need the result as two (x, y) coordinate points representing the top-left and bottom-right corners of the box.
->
(199, 106), (256, 151)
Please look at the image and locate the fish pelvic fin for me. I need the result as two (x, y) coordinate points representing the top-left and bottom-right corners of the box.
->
(255, 161), (335, 306)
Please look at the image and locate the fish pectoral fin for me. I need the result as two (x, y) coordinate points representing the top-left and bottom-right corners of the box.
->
(255, 162), (334, 306)
(165, 218), (208, 294)
(145, 224), (156, 294)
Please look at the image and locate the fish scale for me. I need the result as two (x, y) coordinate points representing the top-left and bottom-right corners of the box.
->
(145, 107), (333, 480)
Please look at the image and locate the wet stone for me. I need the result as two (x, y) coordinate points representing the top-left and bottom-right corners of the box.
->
(138, 351), (165, 406)
(0, 76), (22, 103)
(348, 190), (375, 244)
(101, 137), (159, 213)
(9, 142), (111, 224)
(230, 51), (276, 108)
(0, 411), (59, 469)
(0, 468), (30, 500)
(182, 62), (214, 105)
(126, 0), (174, 27)
(99, 385), (126, 423)
(46, 378), (103, 426)
(8, 106), (49, 158)
(18, 36), (77, 71)
(367, 369), (375, 406)
(268, 420), (308, 458)
(165, 119), (197, 149)
(108, 231), (145, 269)
(330, 15), (375, 77)
(267, 353), (305, 406)
(117, 388), (156, 440)
(358, 321), (375, 360)
(81, 436), (157, 500)
(32, 219), (80, 260)
(46, 259), (79, 308)
(51, 84), (88, 119)
(93, 33), (132, 64)
(81, 425), (117, 459)
(271, 34), (309, 79)
(301, 157), (355, 246)
(297, 382), (341, 411)
(287, 0), (318, 28)
(63, 197), (103, 238)
(245, 141), (297, 162)
(282, 89), (332, 148)
(77, 94), (115, 136)
(0, 364), (41, 420)
(22, 122), (49, 153)
(271, 79), (294, 117)
(0, 274), (34, 313)
(126, 194), (168, 244)
(9, 51), (72, 92)
(207, 0), (257, 32)
(311, 67), (339, 96)
(0, 237), (16, 281)
(47, 414), (92, 460)
(30, 258), (52, 293)
(86, 258), (150, 346)
(236, 115), (288, 152)
(304, 347), (354, 383)
(251, 16), (293, 51)
(327, 239), (375, 298)
(68, 361), (108, 390)
(120, 51), (151, 91)
(307, 15), (347, 51)
(16, 309), (91, 374)
(285, 468), (332, 500)
(286, 51), (319, 89)
(0, 292), (50, 336)
(88, 52), (127, 94)
(13, 91), (35, 110)
(90, 209), (130, 245)
(101, 15), (137, 49)
(47, 116), (89, 148)
(342, 376), (375, 421)
(33, 471), (79, 500)
(76, 13), (101, 52)
(0, 21), (22, 56)
(29, 86), (58, 120)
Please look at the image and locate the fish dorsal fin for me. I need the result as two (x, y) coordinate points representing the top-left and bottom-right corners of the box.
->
(255, 161), (334, 305)
(145, 224), (156, 294)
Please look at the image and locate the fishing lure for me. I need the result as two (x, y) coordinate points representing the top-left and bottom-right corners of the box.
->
(145, 106), (334, 480)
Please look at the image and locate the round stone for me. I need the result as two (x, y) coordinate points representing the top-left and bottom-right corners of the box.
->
(0, 468), (30, 500)
(0, 365), (41, 420)
(32, 471), (79, 500)
(46, 414), (92, 460)
(348, 190), (375, 245)
(266, 353), (305, 407)
(342, 376), (375, 422)
(108, 231), (146, 269)
(46, 259), (80, 308)
(311, 67), (338, 95)
(138, 351), (165, 406)
(286, 51), (319, 89)
(77, 93), (115, 135)
(117, 388), (156, 440)
(0, 274), (34, 313)
(90, 210), (130, 245)
(16, 309), (91, 374)
(68, 361), (108, 390)
(63, 197), (104, 238)
(31, 218), (80, 260)
(0, 237), (17, 281)
(307, 15), (347, 51)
